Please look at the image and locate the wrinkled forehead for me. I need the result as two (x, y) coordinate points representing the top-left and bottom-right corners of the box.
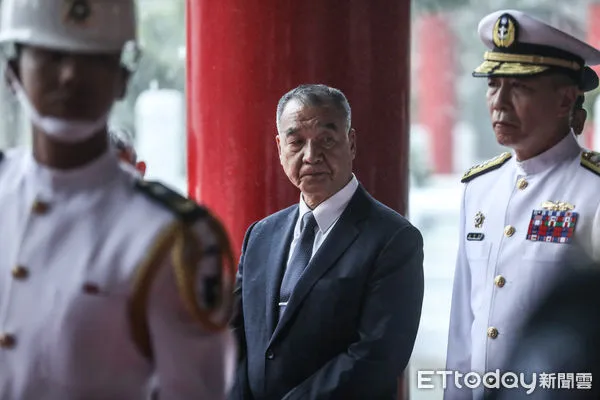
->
(280, 99), (346, 130)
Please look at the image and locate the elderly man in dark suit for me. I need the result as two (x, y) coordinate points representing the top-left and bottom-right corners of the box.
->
(230, 84), (424, 400)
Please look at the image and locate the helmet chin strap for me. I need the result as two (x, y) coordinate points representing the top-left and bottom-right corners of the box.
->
(3, 61), (110, 144)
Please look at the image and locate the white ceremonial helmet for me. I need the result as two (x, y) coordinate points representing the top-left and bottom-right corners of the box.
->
(0, 0), (140, 70)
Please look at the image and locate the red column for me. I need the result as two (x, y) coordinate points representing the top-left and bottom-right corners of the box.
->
(416, 13), (456, 174)
(586, 3), (600, 149)
(186, 2), (411, 398)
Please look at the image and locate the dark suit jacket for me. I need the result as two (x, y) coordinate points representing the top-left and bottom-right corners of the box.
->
(229, 185), (424, 400)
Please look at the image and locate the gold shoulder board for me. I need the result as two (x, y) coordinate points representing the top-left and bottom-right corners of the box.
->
(581, 151), (600, 176)
(461, 152), (512, 183)
(135, 180), (208, 224)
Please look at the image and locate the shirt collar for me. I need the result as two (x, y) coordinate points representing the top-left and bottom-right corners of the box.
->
(24, 147), (123, 195)
(515, 131), (581, 176)
(297, 174), (359, 234)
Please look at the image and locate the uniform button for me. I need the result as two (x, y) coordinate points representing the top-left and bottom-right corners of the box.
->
(0, 333), (16, 349)
(266, 349), (274, 360)
(487, 327), (499, 339)
(31, 200), (50, 214)
(11, 265), (28, 280)
(494, 275), (506, 288)
(504, 225), (515, 237)
(516, 178), (528, 190)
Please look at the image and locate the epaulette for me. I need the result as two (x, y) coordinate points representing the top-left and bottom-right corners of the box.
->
(461, 152), (512, 183)
(135, 180), (208, 224)
(130, 180), (233, 361)
(581, 151), (600, 176)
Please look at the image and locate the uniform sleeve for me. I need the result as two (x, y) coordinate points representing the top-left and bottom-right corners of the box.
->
(146, 216), (237, 400)
(444, 185), (474, 400)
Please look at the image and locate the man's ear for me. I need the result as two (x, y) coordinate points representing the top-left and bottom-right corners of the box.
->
(275, 133), (285, 164)
(116, 68), (130, 99)
(348, 128), (357, 159)
(572, 109), (587, 136)
(558, 86), (579, 118)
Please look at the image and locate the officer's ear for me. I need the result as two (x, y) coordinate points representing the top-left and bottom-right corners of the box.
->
(571, 109), (587, 136)
(557, 85), (579, 118)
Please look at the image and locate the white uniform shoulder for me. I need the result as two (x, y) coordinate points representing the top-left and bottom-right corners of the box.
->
(461, 152), (512, 183)
(581, 150), (600, 177)
(127, 179), (235, 361)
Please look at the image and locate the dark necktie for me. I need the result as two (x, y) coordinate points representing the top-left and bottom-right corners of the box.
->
(278, 211), (318, 320)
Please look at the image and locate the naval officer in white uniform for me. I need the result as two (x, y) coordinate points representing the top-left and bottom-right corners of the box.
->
(445, 9), (600, 400)
(0, 0), (236, 399)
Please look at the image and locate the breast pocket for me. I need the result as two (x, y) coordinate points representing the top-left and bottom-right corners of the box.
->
(465, 241), (492, 313)
(305, 276), (362, 332)
(522, 240), (580, 264)
(39, 282), (139, 389)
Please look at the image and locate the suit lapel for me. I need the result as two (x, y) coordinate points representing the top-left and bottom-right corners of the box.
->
(269, 186), (372, 344)
(264, 206), (298, 336)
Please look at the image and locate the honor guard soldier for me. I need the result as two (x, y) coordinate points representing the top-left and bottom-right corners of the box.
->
(0, 0), (236, 399)
(445, 10), (600, 400)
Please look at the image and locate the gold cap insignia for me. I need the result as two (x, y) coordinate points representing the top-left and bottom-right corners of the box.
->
(64, 0), (92, 24)
(493, 13), (518, 49)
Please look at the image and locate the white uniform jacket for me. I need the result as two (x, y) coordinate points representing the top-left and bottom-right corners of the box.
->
(0, 148), (236, 400)
(445, 133), (600, 399)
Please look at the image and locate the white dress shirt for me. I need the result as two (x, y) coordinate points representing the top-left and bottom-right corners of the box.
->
(445, 132), (600, 400)
(286, 174), (359, 266)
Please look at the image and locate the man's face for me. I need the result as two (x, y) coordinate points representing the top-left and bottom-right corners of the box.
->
(16, 45), (126, 121)
(276, 99), (356, 205)
(486, 75), (576, 152)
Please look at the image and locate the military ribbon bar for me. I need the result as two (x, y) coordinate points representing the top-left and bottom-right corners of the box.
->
(526, 210), (578, 243)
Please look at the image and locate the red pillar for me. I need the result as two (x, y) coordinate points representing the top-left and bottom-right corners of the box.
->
(416, 13), (456, 174)
(186, 2), (411, 398)
(586, 3), (600, 149)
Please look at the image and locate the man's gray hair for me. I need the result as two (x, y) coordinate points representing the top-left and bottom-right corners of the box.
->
(276, 84), (352, 133)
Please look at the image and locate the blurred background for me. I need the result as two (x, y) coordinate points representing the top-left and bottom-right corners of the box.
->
(0, 1), (598, 399)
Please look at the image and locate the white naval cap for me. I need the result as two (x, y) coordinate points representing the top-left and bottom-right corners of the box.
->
(473, 9), (600, 91)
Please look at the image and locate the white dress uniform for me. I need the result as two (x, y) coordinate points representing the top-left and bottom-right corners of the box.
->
(446, 133), (600, 394)
(0, 148), (236, 400)
(445, 9), (600, 400)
